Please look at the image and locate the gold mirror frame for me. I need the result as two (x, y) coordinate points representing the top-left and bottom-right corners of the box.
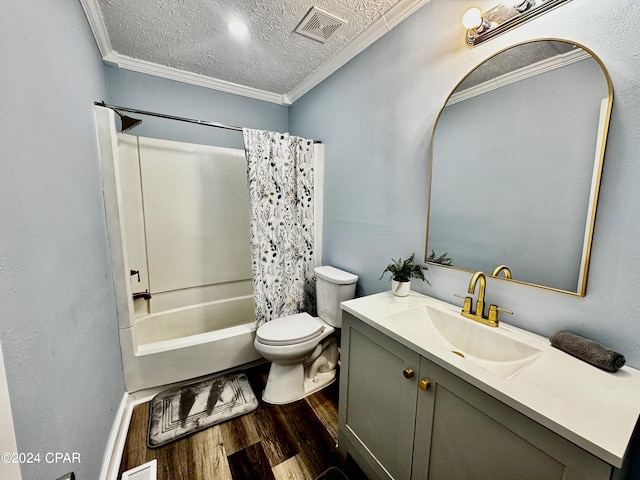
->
(425, 39), (613, 296)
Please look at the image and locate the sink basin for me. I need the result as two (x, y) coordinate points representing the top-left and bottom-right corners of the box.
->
(386, 304), (542, 378)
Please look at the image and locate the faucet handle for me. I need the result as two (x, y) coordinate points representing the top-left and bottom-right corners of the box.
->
(488, 304), (512, 322)
(454, 294), (473, 314)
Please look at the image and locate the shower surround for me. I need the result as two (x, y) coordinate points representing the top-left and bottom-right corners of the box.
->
(96, 106), (259, 392)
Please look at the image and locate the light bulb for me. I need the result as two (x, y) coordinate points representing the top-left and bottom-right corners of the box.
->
(462, 7), (484, 30)
(227, 21), (248, 38)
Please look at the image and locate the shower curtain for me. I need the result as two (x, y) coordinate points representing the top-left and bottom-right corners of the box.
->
(243, 129), (315, 326)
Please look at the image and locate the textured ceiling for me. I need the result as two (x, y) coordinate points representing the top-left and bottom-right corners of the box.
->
(91, 0), (409, 99)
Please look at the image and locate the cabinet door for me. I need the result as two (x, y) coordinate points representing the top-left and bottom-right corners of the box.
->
(339, 313), (421, 480)
(412, 357), (612, 480)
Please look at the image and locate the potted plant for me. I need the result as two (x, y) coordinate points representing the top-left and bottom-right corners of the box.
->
(379, 253), (428, 297)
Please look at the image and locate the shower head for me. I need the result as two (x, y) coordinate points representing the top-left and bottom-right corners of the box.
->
(116, 111), (142, 132)
(95, 101), (142, 132)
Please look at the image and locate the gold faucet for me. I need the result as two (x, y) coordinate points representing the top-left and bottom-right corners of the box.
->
(468, 271), (486, 317)
(492, 265), (512, 279)
(460, 271), (504, 327)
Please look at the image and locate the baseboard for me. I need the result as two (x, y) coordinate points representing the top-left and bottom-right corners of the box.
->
(99, 392), (132, 480)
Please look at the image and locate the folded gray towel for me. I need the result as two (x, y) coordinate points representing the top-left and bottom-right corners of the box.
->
(550, 330), (626, 372)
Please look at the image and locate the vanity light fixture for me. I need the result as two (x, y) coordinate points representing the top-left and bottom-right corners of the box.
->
(463, 0), (572, 46)
(462, 7), (490, 33)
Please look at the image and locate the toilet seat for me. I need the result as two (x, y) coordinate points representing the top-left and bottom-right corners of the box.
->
(256, 313), (325, 346)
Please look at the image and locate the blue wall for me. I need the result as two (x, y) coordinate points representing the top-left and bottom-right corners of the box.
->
(0, 2), (125, 479)
(290, 0), (640, 368)
(105, 66), (289, 149)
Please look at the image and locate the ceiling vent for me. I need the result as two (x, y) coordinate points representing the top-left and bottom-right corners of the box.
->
(294, 7), (347, 43)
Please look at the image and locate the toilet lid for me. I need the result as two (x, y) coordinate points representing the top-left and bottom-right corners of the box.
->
(256, 313), (325, 346)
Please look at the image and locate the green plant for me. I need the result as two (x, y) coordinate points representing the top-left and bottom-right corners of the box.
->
(379, 253), (429, 285)
(426, 249), (453, 266)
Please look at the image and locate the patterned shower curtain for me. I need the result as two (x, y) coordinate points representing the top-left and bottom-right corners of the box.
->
(242, 129), (315, 326)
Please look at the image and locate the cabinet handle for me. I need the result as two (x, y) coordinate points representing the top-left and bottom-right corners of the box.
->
(419, 379), (431, 391)
(403, 368), (415, 379)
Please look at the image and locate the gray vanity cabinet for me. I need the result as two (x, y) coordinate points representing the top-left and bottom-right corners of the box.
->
(411, 356), (611, 480)
(338, 312), (421, 479)
(338, 312), (613, 480)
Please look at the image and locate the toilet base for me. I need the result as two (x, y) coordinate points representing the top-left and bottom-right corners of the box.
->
(262, 362), (336, 405)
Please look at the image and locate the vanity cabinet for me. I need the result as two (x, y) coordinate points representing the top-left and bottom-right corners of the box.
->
(338, 312), (421, 479)
(338, 312), (613, 480)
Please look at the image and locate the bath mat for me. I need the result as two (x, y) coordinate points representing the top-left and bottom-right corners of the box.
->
(314, 467), (350, 480)
(147, 372), (258, 448)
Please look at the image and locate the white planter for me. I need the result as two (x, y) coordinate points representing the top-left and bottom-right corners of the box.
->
(391, 280), (410, 297)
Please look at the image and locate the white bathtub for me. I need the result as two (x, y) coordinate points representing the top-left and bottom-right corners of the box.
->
(120, 295), (262, 392)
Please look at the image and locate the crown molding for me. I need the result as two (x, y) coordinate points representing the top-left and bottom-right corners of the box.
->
(286, 0), (431, 103)
(79, 0), (113, 57)
(104, 53), (289, 105)
(446, 47), (591, 106)
(80, 0), (429, 106)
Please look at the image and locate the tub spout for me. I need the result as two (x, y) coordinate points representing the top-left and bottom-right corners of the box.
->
(132, 289), (152, 301)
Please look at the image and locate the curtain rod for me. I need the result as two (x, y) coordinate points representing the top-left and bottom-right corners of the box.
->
(95, 101), (322, 143)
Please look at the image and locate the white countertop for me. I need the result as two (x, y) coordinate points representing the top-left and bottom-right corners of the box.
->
(341, 291), (640, 468)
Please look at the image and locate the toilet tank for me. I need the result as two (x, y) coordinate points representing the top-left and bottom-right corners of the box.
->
(314, 266), (358, 328)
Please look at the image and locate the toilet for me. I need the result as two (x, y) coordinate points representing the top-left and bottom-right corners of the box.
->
(254, 265), (358, 404)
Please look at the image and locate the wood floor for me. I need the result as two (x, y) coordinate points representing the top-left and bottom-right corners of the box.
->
(118, 363), (367, 479)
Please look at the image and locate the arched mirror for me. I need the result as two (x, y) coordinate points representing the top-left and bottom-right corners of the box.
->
(426, 39), (612, 296)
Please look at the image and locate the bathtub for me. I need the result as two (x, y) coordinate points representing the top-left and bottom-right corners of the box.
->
(120, 295), (262, 392)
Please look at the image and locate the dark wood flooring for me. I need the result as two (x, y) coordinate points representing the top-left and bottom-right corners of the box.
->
(118, 363), (367, 479)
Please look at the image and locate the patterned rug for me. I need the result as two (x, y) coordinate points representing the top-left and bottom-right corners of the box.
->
(147, 372), (258, 448)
